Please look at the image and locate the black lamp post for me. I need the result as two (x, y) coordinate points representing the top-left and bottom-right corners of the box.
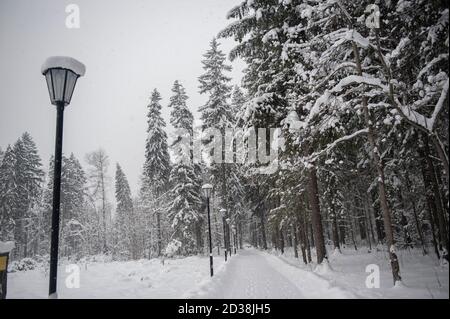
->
(202, 183), (213, 277)
(41, 56), (85, 298)
(219, 208), (228, 261)
(232, 224), (237, 254)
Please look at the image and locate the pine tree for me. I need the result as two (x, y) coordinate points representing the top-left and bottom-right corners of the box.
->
(62, 153), (87, 258)
(18, 133), (44, 257)
(169, 80), (192, 130)
(142, 89), (171, 257)
(167, 80), (203, 255)
(5, 133), (45, 258)
(198, 38), (239, 255)
(231, 85), (246, 116)
(114, 163), (136, 259)
(198, 38), (234, 130)
(0, 145), (16, 241)
(41, 153), (87, 258)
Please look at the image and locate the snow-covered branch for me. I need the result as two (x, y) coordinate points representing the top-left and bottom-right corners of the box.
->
(331, 75), (388, 93)
(307, 128), (369, 163)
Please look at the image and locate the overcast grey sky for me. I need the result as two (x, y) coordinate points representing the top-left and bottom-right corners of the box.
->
(0, 0), (245, 197)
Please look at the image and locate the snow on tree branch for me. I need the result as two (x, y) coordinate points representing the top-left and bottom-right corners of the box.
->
(306, 128), (369, 163)
(331, 75), (388, 93)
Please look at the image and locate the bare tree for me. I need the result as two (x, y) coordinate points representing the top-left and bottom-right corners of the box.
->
(86, 148), (110, 254)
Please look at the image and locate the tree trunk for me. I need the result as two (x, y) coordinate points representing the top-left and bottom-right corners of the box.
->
(156, 211), (162, 257)
(361, 197), (372, 251)
(292, 224), (299, 258)
(419, 153), (441, 260)
(259, 208), (268, 249)
(430, 133), (449, 185)
(306, 167), (327, 264)
(351, 40), (401, 284)
(330, 199), (341, 252)
(305, 224), (312, 264)
(404, 171), (427, 255)
(365, 193), (378, 246)
(422, 134), (449, 255)
(279, 226), (285, 254)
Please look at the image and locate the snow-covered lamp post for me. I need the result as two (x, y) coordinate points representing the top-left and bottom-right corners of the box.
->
(202, 184), (214, 277)
(41, 56), (85, 298)
(219, 208), (228, 262)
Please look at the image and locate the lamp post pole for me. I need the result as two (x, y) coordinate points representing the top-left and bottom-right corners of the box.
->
(220, 209), (228, 261)
(222, 216), (227, 262)
(233, 226), (237, 254)
(206, 195), (213, 277)
(49, 102), (65, 297)
(41, 56), (85, 298)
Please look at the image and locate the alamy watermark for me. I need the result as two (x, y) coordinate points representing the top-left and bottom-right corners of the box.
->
(65, 4), (80, 29)
(171, 127), (284, 175)
(365, 4), (380, 29)
(365, 264), (380, 288)
(65, 264), (80, 289)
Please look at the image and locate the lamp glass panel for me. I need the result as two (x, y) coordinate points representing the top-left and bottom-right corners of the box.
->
(45, 71), (55, 102)
(51, 69), (67, 103)
(63, 71), (78, 105)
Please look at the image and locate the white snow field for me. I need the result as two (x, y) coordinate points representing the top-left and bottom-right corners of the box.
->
(7, 247), (448, 299)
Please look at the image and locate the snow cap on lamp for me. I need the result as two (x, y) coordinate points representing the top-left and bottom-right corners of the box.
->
(41, 56), (86, 77)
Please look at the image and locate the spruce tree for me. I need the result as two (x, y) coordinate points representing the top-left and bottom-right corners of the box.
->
(198, 38), (234, 129)
(168, 80), (203, 255)
(114, 163), (135, 259)
(41, 153), (87, 258)
(0, 145), (16, 241)
(142, 89), (171, 257)
(7, 133), (44, 257)
(199, 38), (243, 256)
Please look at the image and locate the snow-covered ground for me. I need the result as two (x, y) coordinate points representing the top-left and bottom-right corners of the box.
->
(7, 246), (448, 299)
(8, 255), (226, 298)
(271, 245), (449, 299)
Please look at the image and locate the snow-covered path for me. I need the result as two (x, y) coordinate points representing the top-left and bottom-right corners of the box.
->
(188, 248), (355, 299)
(209, 249), (304, 298)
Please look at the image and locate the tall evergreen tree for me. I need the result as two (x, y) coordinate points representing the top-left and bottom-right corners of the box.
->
(41, 153), (86, 258)
(5, 133), (45, 258)
(142, 89), (171, 257)
(167, 80), (203, 255)
(198, 38), (238, 255)
(0, 145), (16, 241)
(114, 163), (136, 259)
(62, 153), (87, 258)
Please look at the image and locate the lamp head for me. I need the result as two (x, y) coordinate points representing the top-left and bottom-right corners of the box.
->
(41, 56), (85, 106)
(202, 183), (213, 198)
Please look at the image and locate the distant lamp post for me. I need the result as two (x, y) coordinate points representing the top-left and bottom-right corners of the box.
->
(41, 56), (85, 298)
(219, 208), (228, 261)
(232, 224), (237, 254)
(202, 183), (213, 277)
